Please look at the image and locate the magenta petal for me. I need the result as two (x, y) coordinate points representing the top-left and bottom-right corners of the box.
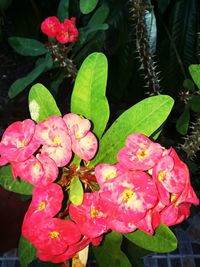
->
(72, 132), (97, 160)
(27, 183), (63, 218)
(35, 116), (72, 166)
(94, 164), (118, 189)
(106, 216), (137, 234)
(41, 16), (61, 38)
(12, 156), (44, 185)
(0, 154), (8, 166)
(100, 170), (158, 224)
(153, 154), (186, 194)
(30, 218), (81, 255)
(134, 210), (160, 235)
(41, 144), (72, 167)
(63, 113), (91, 138)
(12, 154), (58, 187)
(160, 204), (179, 226)
(174, 203), (191, 225)
(69, 192), (109, 238)
(35, 116), (70, 146)
(37, 236), (91, 263)
(117, 133), (163, 171)
(0, 119), (40, 162)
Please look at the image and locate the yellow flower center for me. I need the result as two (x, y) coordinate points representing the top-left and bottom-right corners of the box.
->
(170, 194), (176, 202)
(32, 162), (41, 176)
(37, 201), (46, 211)
(137, 148), (148, 160)
(174, 202), (179, 208)
(121, 189), (134, 202)
(53, 136), (61, 145)
(90, 208), (99, 218)
(158, 171), (166, 182)
(75, 132), (81, 139)
(50, 231), (60, 239)
(105, 171), (116, 181)
(16, 139), (26, 148)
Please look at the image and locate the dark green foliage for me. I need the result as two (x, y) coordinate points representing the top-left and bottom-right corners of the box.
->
(157, 0), (200, 96)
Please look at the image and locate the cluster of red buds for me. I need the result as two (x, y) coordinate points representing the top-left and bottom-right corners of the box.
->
(41, 16), (78, 44)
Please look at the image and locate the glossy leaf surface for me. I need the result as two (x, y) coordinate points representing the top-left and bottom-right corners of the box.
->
(71, 52), (109, 139)
(91, 95), (174, 166)
(124, 224), (177, 253)
(29, 83), (61, 122)
(0, 165), (33, 195)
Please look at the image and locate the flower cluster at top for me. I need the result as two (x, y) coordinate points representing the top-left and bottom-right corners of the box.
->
(41, 16), (78, 44)
(0, 114), (199, 263)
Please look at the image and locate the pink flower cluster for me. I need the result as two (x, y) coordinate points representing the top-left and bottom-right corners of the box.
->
(69, 134), (199, 237)
(0, 114), (99, 262)
(22, 183), (102, 263)
(41, 16), (78, 44)
(0, 114), (97, 187)
(0, 114), (199, 264)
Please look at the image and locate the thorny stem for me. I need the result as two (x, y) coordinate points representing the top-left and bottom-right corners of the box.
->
(130, 0), (161, 95)
(180, 113), (200, 158)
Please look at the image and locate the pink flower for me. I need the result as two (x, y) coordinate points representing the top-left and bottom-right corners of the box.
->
(37, 235), (103, 263)
(117, 133), (163, 171)
(22, 183), (63, 240)
(12, 153), (58, 187)
(100, 170), (158, 224)
(153, 148), (195, 205)
(25, 183), (63, 218)
(63, 113), (97, 160)
(41, 16), (61, 38)
(94, 163), (125, 190)
(160, 202), (191, 226)
(0, 151), (8, 166)
(106, 217), (137, 234)
(0, 119), (40, 162)
(25, 217), (81, 256)
(134, 209), (161, 235)
(56, 17), (78, 44)
(162, 182), (199, 226)
(69, 191), (109, 238)
(35, 116), (72, 167)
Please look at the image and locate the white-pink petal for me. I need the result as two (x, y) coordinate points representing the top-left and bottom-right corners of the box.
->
(71, 132), (97, 160)
(63, 113), (91, 138)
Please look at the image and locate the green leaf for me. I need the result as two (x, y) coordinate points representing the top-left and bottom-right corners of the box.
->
(189, 95), (200, 112)
(71, 52), (109, 139)
(122, 241), (151, 267)
(69, 176), (84, 205)
(8, 37), (48, 56)
(80, 0), (98, 14)
(0, 165), (33, 195)
(124, 224), (177, 253)
(91, 95), (174, 166)
(176, 108), (190, 135)
(18, 236), (37, 267)
(93, 231), (132, 267)
(29, 83), (61, 122)
(8, 53), (53, 98)
(183, 79), (195, 91)
(57, 0), (69, 22)
(189, 64), (200, 90)
(77, 24), (108, 45)
(88, 3), (109, 27)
